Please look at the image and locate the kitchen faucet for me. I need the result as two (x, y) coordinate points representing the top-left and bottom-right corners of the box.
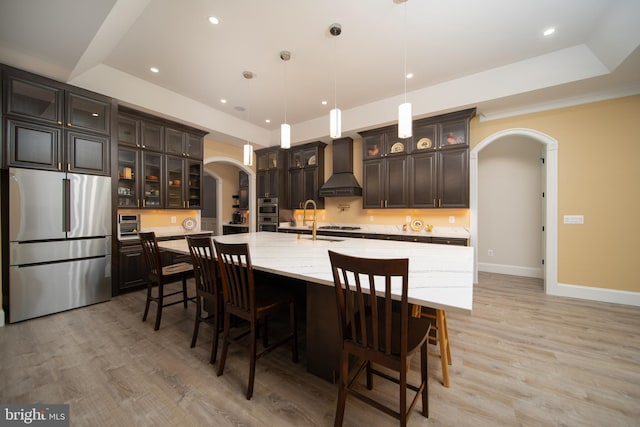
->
(302, 199), (317, 241)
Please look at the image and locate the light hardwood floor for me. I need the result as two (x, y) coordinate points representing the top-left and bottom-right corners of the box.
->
(1, 272), (639, 426)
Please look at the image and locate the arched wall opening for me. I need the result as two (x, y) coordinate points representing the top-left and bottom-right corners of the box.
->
(202, 156), (256, 236)
(470, 128), (558, 294)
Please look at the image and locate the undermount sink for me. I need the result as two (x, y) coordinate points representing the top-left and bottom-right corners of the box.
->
(300, 236), (344, 242)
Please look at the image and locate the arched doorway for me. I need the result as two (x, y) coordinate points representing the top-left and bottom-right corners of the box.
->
(470, 128), (558, 294)
(202, 156), (256, 236)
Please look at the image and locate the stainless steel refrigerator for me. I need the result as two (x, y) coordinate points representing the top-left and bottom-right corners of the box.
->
(8, 167), (111, 323)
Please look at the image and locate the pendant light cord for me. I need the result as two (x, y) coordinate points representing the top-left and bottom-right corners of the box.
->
(334, 35), (338, 110)
(403, 1), (408, 104)
(283, 60), (288, 124)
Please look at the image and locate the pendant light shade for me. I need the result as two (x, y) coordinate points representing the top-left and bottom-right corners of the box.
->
(398, 102), (412, 138)
(330, 108), (342, 138)
(280, 50), (291, 149)
(280, 123), (291, 149)
(243, 143), (253, 166)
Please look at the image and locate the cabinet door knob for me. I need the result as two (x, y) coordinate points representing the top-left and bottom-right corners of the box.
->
(57, 121), (62, 125)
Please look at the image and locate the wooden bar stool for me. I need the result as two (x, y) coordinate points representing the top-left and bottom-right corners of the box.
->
(139, 232), (194, 331)
(412, 305), (452, 387)
(329, 250), (431, 426)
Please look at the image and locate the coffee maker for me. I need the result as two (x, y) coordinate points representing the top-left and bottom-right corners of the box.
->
(232, 211), (242, 224)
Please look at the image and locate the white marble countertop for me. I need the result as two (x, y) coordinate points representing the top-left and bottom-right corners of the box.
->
(278, 223), (470, 239)
(158, 232), (473, 312)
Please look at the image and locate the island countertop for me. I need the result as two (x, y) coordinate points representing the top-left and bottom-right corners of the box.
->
(159, 232), (474, 312)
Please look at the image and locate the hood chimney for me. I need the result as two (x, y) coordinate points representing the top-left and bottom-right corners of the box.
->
(319, 137), (362, 197)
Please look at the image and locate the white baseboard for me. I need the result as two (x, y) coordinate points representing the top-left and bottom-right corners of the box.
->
(551, 282), (640, 307)
(478, 262), (543, 279)
(479, 262), (640, 307)
(0, 309), (5, 327)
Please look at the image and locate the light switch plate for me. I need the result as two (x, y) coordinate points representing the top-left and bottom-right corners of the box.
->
(448, 216), (455, 223)
(563, 214), (584, 224)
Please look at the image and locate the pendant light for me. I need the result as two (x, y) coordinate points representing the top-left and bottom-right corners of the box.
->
(397, 0), (412, 138)
(243, 70), (254, 166)
(280, 50), (291, 149)
(329, 23), (342, 139)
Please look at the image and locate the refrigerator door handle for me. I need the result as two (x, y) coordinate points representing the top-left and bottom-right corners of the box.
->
(63, 178), (71, 232)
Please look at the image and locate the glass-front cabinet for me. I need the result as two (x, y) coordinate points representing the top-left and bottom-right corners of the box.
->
(115, 108), (207, 209)
(3, 66), (112, 174)
(165, 156), (202, 209)
(117, 148), (138, 208)
(143, 152), (162, 208)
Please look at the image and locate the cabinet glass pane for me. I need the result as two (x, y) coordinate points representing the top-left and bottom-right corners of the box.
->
(166, 157), (184, 208)
(8, 120), (60, 169)
(67, 93), (109, 133)
(143, 153), (162, 207)
(67, 132), (107, 174)
(268, 151), (278, 169)
(441, 120), (467, 147)
(8, 78), (60, 123)
(141, 122), (163, 151)
(118, 117), (138, 146)
(165, 128), (184, 155)
(118, 149), (138, 208)
(186, 135), (202, 158)
(413, 124), (437, 151)
(188, 162), (202, 208)
(363, 134), (384, 159)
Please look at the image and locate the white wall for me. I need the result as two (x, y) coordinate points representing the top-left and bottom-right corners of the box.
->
(478, 135), (543, 278)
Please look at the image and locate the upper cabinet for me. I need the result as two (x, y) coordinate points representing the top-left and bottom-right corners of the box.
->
(165, 126), (202, 159)
(288, 141), (326, 209)
(255, 146), (288, 200)
(115, 107), (207, 209)
(361, 127), (408, 209)
(2, 65), (113, 175)
(360, 108), (474, 209)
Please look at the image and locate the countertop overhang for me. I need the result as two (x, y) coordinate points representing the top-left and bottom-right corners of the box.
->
(158, 232), (474, 312)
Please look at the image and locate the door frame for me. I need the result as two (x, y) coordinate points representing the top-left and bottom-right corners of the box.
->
(470, 128), (558, 294)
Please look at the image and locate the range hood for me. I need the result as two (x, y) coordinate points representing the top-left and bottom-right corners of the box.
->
(319, 137), (362, 197)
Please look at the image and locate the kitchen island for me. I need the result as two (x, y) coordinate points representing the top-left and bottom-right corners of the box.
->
(159, 232), (473, 381)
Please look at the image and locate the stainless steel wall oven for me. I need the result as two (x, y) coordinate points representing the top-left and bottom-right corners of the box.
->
(258, 197), (278, 232)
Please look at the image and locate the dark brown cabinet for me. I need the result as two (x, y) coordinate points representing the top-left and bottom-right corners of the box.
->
(118, 241), (147, 292)
(165, 127), (202, 159)
(361, 108), (474, 209)
(3, 66), (112, 175)
(166, 156), (202, 209)
(256, 147), (287, 199)
(409, 110), (473, 208)
(115, 108), (206, 209)
(361, 127), (408, 209)
(288, 141), (325, 209)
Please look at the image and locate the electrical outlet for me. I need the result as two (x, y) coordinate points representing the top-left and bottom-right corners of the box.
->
(488, 249), (494, 256)
(170, 216), (177, 224)
(448, 215), (455, 224)
(370, 216), (374, 222)
(405, 215), (411, 223)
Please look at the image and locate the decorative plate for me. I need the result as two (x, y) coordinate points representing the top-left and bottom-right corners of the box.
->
(390, 142), (405, 153)
(308, 155), (316, 166)
(417, 137), (433, 149)
(410, 219), (424, 231)
(182, 217), (197, 231)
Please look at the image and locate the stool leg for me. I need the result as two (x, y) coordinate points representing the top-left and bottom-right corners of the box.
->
(436, 309), (450, 387)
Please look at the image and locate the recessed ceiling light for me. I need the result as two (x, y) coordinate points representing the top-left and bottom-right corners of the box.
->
(543, 27), (555, 36)
(265, 119), (271, 123)
(150, 67), (159, 73)
(406, 73), (414, 79)
(321, 100), (328, 105)
(220, 99), (227, 104)
(208, 16), (219, 25)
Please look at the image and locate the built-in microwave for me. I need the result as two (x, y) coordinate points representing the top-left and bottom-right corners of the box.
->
(118, 214), (140, 237)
